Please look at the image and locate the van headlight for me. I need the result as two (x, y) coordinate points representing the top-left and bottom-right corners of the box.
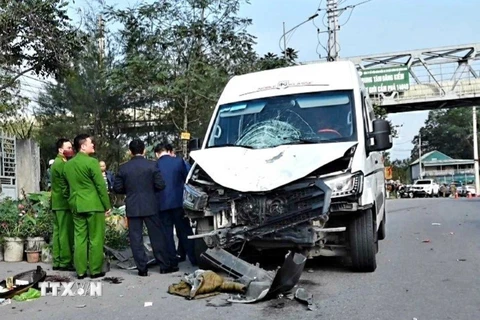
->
(183, 184), (208, 211)
(323, 172), (363, 198)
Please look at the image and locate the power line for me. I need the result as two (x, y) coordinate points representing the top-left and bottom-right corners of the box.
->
(316, 0), (375, 60)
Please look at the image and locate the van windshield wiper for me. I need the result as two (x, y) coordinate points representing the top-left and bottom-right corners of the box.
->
(207, 143), (255, 149)
(282, 138), (321, 145)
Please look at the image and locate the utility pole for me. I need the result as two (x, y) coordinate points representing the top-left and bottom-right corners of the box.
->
(283, 22), (287, 59)
(97, 15), (105, 66)
(473, 106), (480, 194)
(326, 0), (339, 61)
(418, 132), (423, 180)
(95, 14), (105, 137)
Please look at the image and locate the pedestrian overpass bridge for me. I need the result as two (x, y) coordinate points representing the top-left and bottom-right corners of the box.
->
(304, 43), (480, 113)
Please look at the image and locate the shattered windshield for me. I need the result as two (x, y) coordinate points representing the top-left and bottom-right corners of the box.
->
(207, 90), (356, 149)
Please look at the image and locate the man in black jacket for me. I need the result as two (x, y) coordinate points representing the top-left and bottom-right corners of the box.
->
(113, 139), (168, 276)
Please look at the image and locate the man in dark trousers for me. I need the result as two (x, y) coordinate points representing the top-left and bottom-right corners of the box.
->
(155, 143), (197, 267)
(113, 139), (173, 276)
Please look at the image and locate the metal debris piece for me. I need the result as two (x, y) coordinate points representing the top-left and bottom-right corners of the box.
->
(201, 247), (307, 304)
(294, 288), (315, 311)
(76, 305), (86, 308)
(104, 236), (156, 270)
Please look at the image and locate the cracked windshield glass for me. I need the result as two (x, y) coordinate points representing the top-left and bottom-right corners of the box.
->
(207, 90), (357, 149)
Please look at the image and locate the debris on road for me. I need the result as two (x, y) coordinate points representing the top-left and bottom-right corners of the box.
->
(0, 266), (46, 300)
(295, 288), (315, 311)
(431, 223), (441, 226)
(144, 302), (153, 307)
(168, 269), (246, 300)
(202, 248), (307, 304)
(0, 298), (11, 307)
(103, 277), (123, 284)
(457, 259), (467, 262)
(75, 304), (86, 308)
(422, 239), (430, 243)
(205, 297), (232, 308)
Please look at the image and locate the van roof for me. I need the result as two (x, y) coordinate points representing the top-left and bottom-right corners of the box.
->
(218, 60), (361, 105)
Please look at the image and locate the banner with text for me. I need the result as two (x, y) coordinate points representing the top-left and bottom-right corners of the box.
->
(359, 66), (410, 94)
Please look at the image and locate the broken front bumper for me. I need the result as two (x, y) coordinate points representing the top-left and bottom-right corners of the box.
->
(185, 178), (333, 248)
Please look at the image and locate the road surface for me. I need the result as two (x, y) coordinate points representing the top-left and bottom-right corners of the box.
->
(2, 198), (479, 320)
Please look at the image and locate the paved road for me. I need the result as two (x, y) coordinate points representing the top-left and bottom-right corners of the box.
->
(2, 198), (480, 320)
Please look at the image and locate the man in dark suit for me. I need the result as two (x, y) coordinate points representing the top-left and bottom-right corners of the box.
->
(113, 139), (172, 276)
(155, 143), (197, 267)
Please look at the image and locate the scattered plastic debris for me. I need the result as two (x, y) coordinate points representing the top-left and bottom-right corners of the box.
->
(422, 240), (430, 243)
(457, 259), (467, 262)
(431, 223), (441, 226)
(307, 269), (314, 273)
(144, 302), (153, 307)
(294, 288), (315, 311)
(450, 232), (455, 235)
(76, 305), (86, 308)
(12, 288), (41, 302)
(0, 298), (11, 306)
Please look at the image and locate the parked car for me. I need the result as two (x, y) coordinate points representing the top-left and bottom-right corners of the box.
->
(409, 179), (440, 197)
(459, 185), (476, 197)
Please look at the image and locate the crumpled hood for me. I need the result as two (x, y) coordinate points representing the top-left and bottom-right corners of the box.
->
(189, 142), (357, 192)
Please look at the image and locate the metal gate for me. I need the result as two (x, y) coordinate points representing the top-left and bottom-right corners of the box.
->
(0, 134), (16, 199)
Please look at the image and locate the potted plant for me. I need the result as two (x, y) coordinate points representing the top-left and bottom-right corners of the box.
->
(0, 198), (26, 262)
(0, 236), (5, 261)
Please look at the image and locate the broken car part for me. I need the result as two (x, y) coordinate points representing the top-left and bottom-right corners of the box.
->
(201, 247), (306, 303)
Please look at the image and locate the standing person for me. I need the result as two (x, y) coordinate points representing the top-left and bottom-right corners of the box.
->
(99, 160), (114, 192)
(113, 139), (171, 276)
(63, 134), (112, 279)
(50, 138), (75, 271)
(155, 143), (197, 267)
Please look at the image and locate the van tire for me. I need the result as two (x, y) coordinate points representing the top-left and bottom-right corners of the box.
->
(378, 208), (386, 241)
(349, 208), (377, 272)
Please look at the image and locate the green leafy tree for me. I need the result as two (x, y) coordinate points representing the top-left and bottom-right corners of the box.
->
(0, 0), (86, 91)
(410, 108), (478, 160)
(35, 10), (129, 172)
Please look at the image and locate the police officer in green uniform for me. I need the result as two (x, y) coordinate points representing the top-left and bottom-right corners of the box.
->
(63, 134), (112, 279)
(51, 138), (75, 271)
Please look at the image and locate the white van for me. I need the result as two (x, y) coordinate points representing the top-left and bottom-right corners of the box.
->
(183, 61), (393, 272)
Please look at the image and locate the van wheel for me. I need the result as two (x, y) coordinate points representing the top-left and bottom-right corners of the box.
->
(349, 208), (377, 272)
(378, 208), (386, 241)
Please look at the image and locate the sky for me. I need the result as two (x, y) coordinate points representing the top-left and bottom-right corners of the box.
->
(29, 0), (480, 160)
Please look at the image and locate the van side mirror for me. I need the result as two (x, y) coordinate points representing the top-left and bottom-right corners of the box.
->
(188, 138), (202, 152)
(368, 119), (392, 152)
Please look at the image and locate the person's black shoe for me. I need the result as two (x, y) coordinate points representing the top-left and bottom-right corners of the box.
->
(77, 274), (87, 280)
(90, 272), (106, 279)
(60, 265), (76, 272)
(160, 266), (179, 274)
(138, 270), (148, 277)
(176, 255), (186, 262)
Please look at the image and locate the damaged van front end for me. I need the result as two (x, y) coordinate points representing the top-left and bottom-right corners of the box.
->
(183, 141), (362, 259)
